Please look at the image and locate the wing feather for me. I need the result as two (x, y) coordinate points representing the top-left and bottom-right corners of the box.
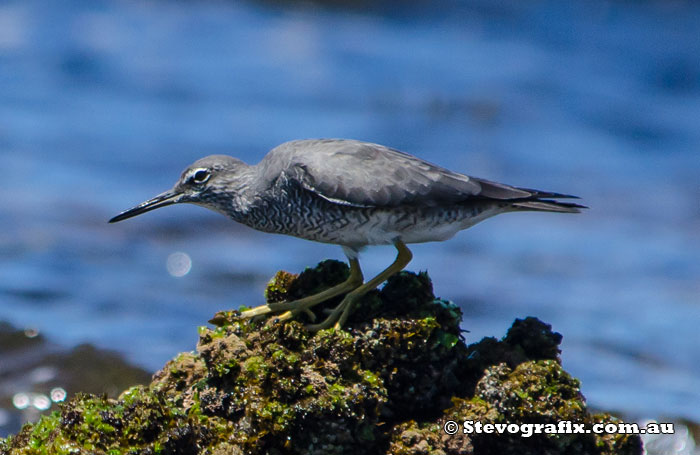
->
(260, 139), (545, 208)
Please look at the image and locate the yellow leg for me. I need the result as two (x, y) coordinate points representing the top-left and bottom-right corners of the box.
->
(272, 308), (317, 324)
(306, 240), (413, 331)
(239, 258), (363, 320)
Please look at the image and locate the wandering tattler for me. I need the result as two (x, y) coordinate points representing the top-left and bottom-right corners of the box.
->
(110, 139), (585, 330)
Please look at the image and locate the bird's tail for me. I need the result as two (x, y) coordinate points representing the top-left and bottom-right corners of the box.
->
(511, 199), (587, 213)
(507, 187), (587, 213)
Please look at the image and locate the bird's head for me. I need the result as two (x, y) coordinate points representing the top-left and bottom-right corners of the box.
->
(109, 155), (248, 223)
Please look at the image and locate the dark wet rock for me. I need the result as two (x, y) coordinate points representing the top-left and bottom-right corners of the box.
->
(0, 323), (45, 354)
(0, 261), (642, 454)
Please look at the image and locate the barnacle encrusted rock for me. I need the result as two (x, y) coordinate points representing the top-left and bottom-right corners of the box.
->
(0, 260), (642, 455)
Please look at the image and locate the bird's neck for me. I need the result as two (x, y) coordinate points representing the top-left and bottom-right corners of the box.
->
(213, 165), (263, 222)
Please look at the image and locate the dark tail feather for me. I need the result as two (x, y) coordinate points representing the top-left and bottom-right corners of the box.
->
(515, 187), (581, 200)
(511, 199), (587, 213)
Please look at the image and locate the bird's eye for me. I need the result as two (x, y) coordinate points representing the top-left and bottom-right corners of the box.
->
(191, 169), (211, 184)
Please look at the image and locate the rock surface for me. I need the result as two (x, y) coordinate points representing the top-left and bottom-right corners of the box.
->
(0, 322), (151, 438)
(0, 260), (642, 454)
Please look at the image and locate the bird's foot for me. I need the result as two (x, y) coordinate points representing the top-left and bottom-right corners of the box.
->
(238, 272), (363, 327)
(239, 293), (342, 322)
(239, 301), (296, 319)
(305, 294), (359, 331)
(263, 308), (316, 327)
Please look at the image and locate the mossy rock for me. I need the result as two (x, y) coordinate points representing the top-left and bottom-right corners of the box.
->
(0, 261), (642, 455)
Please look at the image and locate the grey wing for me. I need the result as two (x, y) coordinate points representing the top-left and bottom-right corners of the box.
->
(266, 139), (535, 208)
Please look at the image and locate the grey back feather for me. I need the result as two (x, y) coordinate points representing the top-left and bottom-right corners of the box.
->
(258, 139), (533, 208)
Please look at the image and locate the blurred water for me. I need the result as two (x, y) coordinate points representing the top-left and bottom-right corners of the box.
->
(0, 0), (698, 426)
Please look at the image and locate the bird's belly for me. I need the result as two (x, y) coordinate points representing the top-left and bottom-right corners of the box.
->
(287, 204), (502, 247)
(240, 192), (502, 247)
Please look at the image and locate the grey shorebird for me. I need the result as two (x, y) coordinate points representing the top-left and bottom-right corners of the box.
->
(110, 139), (585, 330)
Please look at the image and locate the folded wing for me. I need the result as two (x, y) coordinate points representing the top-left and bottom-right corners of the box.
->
(268, 139), (570, 209)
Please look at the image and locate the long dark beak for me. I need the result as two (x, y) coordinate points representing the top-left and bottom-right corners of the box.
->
(109, 190), (182, 223)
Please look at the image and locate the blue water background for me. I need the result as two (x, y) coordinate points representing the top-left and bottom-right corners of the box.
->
(1, 0), (699, 422)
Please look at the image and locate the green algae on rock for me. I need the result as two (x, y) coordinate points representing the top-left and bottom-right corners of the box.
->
(0, 261), (642, 455)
